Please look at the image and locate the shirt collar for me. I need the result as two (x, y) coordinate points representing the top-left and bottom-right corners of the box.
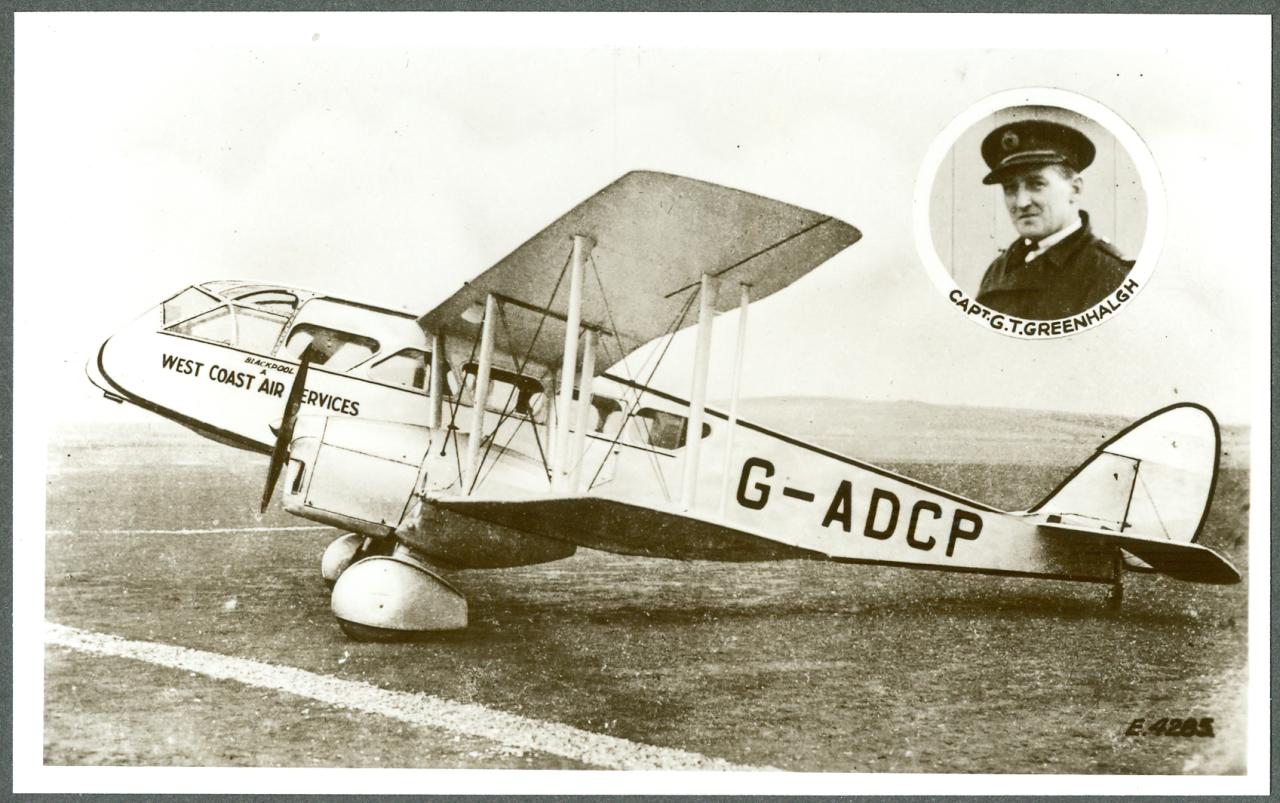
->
(1024, 212), (1083, 263)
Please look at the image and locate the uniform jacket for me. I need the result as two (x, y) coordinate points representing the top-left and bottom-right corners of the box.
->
(976, 212), (1134, 320)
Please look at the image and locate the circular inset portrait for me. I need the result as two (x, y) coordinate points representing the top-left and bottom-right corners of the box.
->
(916, 90), (1163, 338)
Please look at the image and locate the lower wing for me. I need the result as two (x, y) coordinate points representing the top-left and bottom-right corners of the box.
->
(431, 494), (819, 562)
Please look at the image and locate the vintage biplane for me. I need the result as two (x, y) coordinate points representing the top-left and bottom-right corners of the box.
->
(88, 171), (1240, 640)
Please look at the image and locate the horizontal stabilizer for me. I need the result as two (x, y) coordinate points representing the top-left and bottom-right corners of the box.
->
(1036, 523), (1240, 585)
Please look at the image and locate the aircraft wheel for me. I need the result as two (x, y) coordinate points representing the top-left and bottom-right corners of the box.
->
(321, 533), (396, 588)
(320, 533), (365, 588)
(330, 555), (468, 640)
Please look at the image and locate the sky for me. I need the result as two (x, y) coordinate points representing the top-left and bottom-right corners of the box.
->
(14, 13), (1269, 426)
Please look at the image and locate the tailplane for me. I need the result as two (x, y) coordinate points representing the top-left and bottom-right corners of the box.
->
(1036, 522), (1239, 584)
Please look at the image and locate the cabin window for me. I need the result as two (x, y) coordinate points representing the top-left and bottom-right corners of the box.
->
(601, 409), (629, 437)
(526, 391), (550, 424)
(369, 348), (455, 395)
(633, 407), (711, 451)
(369, 349), (429, 390)
(591, 396), (623, 434)
(525, 392), (623, 431)
(462, 363), (544, 417)
(284, 324), (379, 371)
(162, 287), (221, 326)
(567, 391), (624, 434)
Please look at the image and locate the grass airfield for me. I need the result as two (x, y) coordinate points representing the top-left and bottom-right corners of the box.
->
(43, 400), (1250, 773)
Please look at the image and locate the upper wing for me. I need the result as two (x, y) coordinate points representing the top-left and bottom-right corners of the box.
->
(418, 171), (860, 369)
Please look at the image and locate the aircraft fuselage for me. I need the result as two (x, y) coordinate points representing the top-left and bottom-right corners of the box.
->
(94, 280), (1118, 584)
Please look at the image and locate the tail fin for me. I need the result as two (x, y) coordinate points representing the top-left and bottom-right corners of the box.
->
(1030, 404), (1223, 575)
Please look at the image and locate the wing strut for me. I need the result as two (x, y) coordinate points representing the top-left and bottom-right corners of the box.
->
(569, 329), (596, 492)
(429, 332), (445, 434)
(552, 234), (592, 490)
(680, 272), (719, 510)
(718, 283), (751, 516)
(463, 294), (498, 492)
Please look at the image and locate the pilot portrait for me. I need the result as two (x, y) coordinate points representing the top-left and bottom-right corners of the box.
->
(974, 119), (1135, 320)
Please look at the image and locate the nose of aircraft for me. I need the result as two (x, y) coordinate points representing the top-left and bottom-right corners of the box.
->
(85, 341), (126, 403)
(85, 286), (286, 455)
(86, 303), (164, 404)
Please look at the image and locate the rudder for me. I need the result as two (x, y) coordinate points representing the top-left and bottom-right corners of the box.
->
(1030, 403), (1220, 547)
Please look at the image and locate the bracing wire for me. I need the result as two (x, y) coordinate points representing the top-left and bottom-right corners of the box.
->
(584, 251), (695, 492)
(586, 286), (699, 496)
(443, 318), (485, 485)
(585, 250), (663, 489)
(1135, 469), (1173, 540)
(471, 304), (546, 493)
(468, 246), (574, 491)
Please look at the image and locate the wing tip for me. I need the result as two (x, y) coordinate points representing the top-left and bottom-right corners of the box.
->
(615, 171), (862, 244)
(829, 217), (863, 248)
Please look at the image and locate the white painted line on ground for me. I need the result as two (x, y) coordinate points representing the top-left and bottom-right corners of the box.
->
(46, 525), (330, 536)
(46, 622), (770, 772)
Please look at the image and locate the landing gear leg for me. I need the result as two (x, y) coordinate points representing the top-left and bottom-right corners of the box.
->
(1106, 551), (1124, 613)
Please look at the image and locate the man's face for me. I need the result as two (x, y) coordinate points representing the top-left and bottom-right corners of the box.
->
(1001, 165), (1082, 241)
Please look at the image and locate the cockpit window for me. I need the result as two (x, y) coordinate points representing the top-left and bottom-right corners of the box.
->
(197, 280), (246, 296)
(368, 348), (455, 395)
(235, 308), (289, 353)
(162, 287), (221, 326)
(233, 290), (299, 316)
(166, 304), (289, 353)
(633, 407), (711, 451)
(169, 305), (234, 344)
(283, 324), (379, 371)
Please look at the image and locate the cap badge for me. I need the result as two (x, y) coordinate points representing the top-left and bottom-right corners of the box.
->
(1001, 131), (1020, 152)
